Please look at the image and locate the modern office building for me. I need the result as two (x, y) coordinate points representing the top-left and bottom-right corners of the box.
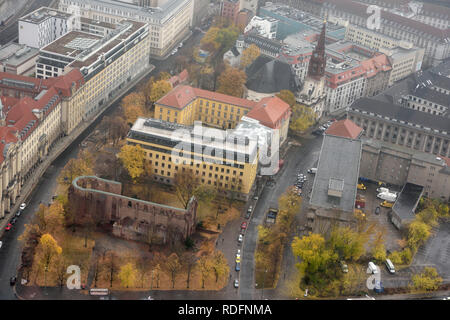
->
(127, 118), (258, 199)
(19, 7), (74, 49)
(36, 19), (150, 117)
(58, 0), (194, 58)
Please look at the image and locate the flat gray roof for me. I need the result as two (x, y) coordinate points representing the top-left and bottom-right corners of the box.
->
(0, 44), (38, 66)
(392, 183), (424, 222)
(310, 134), (362, 213)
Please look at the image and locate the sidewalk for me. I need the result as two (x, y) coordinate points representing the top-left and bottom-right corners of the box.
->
(0, 64), (155, 239)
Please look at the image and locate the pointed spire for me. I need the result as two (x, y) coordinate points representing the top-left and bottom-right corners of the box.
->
(306, 19), (327, 81)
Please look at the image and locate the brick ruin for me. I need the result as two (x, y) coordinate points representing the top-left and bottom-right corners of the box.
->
(68, 176), (197, 244)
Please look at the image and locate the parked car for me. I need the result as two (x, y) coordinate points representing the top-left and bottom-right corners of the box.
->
(10, 217), (17, 225)
(380, 201), (393, 208)
(235, 256), (241, 263)
(357, 183), (367, 190)
(253, 196), (259, 201)
(340, 261), (349, 273)
(307, 168), (317, 174)
(234, 279), (239, 288)
(241, 222), (247, 230)
(0, 241), (3, 249)
(15, 211), (21, 217)
(375, 206), (381, 215)
(20, 203), (26, 210)
(236, 249), (240, 259)
(238, 234), (243, 243)
(235, 263), (241, 272)
(368, 262), (378, 274)
(245, 210), (251, 219)
(9, 276), (16, 286)
(385, 259), (395, 274)
(5, 223), (12, 231)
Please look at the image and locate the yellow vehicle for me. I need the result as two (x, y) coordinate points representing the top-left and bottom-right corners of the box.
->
(357, 183), (367, 190)
(380, 201), (393, 208)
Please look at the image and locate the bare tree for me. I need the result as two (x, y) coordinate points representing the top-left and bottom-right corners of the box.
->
(174, 168), (200, 209)
(164, 253), (182, 289)
(181, 252), (198, 289)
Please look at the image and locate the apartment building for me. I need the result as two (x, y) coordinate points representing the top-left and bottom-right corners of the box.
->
(127, 118), (258, 200)
(19, 7), (74, 49)
(0, 69), (85, 218)
(244, 16), (278, 40)
(58, 0), (194, 58)
(220, 0), (241, 23)
(279, 0), (450, 67)
(36, 20), (150, 118)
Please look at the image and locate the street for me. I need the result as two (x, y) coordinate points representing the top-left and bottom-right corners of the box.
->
(0, 30), (203, 300)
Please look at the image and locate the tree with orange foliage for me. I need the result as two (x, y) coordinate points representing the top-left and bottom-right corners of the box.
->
(217, 67), (247, 97)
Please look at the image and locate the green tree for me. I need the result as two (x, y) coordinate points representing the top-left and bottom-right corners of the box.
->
(117, 144), (146, 181)
(276, 90), (296, 107)
(118, 263), (138, 288)
(416, 207), (439, 227)
(407, 220), (431, 251)
(290, 104), (316, 133)
(150, 80), (172, 103)
(411, 267), (442, 291)
(327, 227), (366, 262)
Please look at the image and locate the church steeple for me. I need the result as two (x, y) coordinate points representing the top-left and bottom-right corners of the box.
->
(307, 19), (327, 81)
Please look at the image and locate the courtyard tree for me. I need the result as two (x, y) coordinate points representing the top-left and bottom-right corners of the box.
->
(327, 226), (367, 262)
(150, 80), (172, 103)
(36, 234), (62, 286)
(407, 220), (431, 251)
(197, 254), (213, 289)
(136, 255), (151, 288)
(164, 253), (182, 289)
(211, 251), (229, 283)
(174, 168), (200, 209)
(411, 267), (442, 292)
(181, 251), (198, 289)
(104, 251), (118, 288)
(118, 262), (138, 288)
(276, 90), (296, 107)
(239, 44), (260, 69)
(58, 150), (94, 187)
(53, 255), (68, 287)
(121, 92), (146, 125)
(217, 67), (247, 97)
(290, 104), (317, 133)
(118, 144), (146, 182)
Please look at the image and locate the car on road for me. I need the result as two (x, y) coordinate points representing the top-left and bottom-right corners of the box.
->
(5, 223), (12, 231)
(238, 234), (243, 243)
(307, 168), (317, 174)
(236, 249), (240, 259)
(0, 241), (3, 249)
(380, 201), (393, 208)
(241, 222), (247, 230)
(236, 256), (241, 263)
(171, 48), (178, 55)
(10, 276), (16, 286)
(20, 203), (26, 210)
(15, 210), (21, 217)
(340, 261), (349, 273)
(178, 42), (183, 48)
(234, 279), (239, 288)
(235, 263), (240, 272)
(357, 183), (367, 190)
(253, 196), (259, 201)
(245, 210), (251, 219)
(375, 206), (380, 215)
(10, 217), (17, 225)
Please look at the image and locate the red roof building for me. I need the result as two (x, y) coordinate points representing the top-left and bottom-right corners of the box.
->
(246, 96), (290, 129)
(325, 119), (363, 140)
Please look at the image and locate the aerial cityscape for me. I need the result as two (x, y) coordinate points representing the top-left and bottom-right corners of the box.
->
(0, 0), (449, 305)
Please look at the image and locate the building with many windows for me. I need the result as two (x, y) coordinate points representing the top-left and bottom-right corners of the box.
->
(19, 7), (74, 49)
(127, 118), (258, 200)
(35, 19), (150, 118)
(58, 0), (194, 58)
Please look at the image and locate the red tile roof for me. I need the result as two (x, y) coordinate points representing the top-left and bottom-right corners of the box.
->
(361, 53), (392, 79)
(246, 96), (291, 129)
(0, 126), (19, 163)
(325, 119), (363, 139)
(156, 85), (258, 110)
(443, 156), (450, 168)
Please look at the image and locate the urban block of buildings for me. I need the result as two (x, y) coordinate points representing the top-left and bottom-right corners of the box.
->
(58, 0), (194, 58)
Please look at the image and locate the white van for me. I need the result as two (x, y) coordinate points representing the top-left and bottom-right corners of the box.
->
(308, 168), (317, 174)
(368, 262), (378, 274)
(385, 259), (395, 274)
